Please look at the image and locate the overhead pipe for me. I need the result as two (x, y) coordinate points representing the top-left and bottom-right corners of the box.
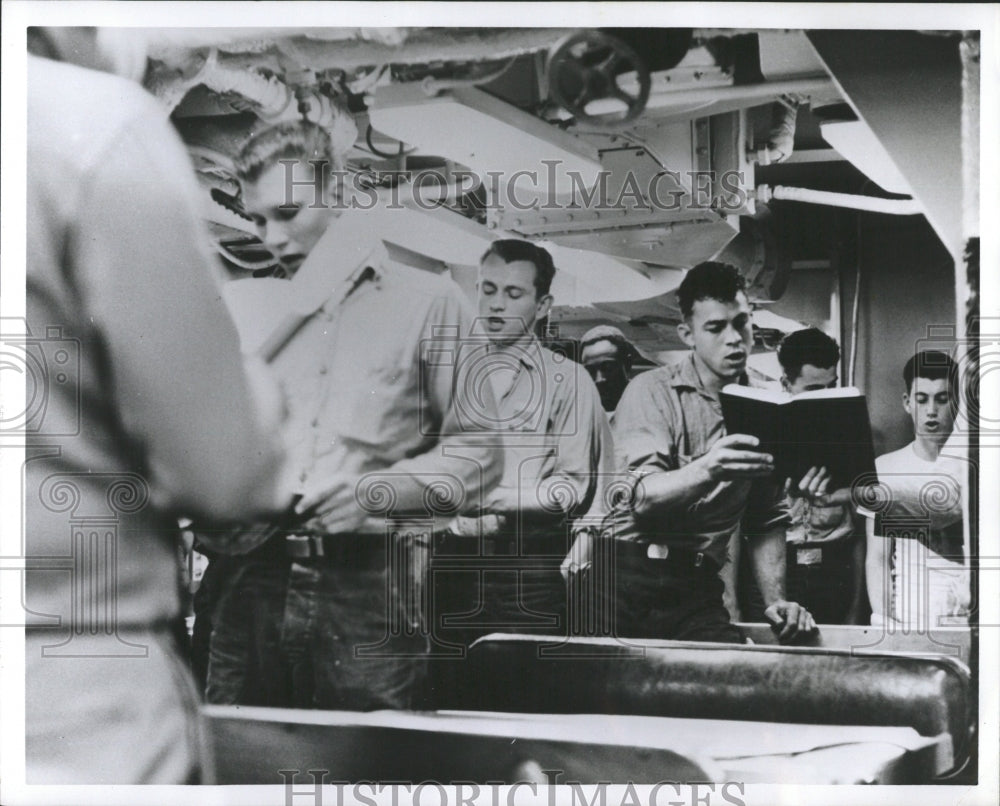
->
(756, 184), (922, 215)
(614, 76), (835, 112)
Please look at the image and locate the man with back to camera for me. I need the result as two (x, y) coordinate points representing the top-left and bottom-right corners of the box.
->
(204, 119), (503, 709)
(580, 324), (636, 420)
(438, 239), (613, 645)
(25, 27), (288, 784)
(738, 328), (867, 625)
(597, 261), (817, 643)
(863, 350), (969, 628)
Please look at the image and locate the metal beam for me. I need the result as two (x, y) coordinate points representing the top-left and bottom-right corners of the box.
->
(806, 31), (963, 258)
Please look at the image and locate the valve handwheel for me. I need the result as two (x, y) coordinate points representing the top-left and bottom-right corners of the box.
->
(547, 30), (651, 127)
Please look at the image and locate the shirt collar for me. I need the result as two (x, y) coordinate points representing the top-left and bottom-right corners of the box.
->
(298, 241), (385, 314)
(487, 334), (543, 371)
(671, 352), (749, 394)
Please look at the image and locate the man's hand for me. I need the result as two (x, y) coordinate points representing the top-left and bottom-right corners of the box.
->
(699, 434), (774, 482)
(561, 529), (595, 582)
(296, 476), (368, 534)
(763, 599), (817, 643)
(449, 513), (505, 537)
(484, 485), (519, 517)
(786, 466), (852, 507)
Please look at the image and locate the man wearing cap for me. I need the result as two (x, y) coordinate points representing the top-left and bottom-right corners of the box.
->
(580, 325), (636, 422)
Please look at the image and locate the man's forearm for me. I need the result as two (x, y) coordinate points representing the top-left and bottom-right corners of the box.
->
(749, 527), (787, 606)
(487, 474), (588, 520)
(865, 518), (889, 620)
(352, 440), (504, 523)
(720, 527), (742, 622)
(846, 532), (868, 623)
(631, 462), (718, 520)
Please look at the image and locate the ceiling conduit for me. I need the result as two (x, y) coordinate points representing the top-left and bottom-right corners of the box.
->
(756, 184), (922, 215)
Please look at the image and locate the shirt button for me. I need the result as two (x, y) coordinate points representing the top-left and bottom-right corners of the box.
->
(319, 366), (328, 375)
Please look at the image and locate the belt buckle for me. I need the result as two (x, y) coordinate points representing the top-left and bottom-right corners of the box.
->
(796, 547), (822, 566)
(285, 533), (323, 559)
(646, 543), (670, 560)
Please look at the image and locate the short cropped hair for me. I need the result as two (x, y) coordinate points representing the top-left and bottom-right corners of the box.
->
(236, 121), (335, 184)
(480, 239), (556, 298)
(903, 350), (959, 395)
(676, 261), (748, 319)
(778, 328), (840, 381)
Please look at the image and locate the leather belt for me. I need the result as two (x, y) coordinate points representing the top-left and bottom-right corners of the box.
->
(483, 536), (566, 556)
(614, 541), (720, 574)
(266, 532), (390, 569)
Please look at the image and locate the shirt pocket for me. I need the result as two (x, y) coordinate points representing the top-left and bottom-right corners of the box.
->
(333, 362), (418, 456)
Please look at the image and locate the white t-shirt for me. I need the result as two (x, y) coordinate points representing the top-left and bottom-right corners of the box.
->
(862, 442), (968, 626)
(872, 443), (963, 533)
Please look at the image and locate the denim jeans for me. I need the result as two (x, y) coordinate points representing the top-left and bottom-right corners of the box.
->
(206, 540), (429, 710)
(431, 526), (569, 647)
(600, 546), (744, 643)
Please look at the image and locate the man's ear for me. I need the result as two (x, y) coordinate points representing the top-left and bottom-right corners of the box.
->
(780, 374), (792, 393)
(902, 390), (912, 414)
(677, 320), (694, 348)
(535, 293), (553, 321)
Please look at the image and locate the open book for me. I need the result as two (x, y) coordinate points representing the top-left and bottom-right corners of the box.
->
(720, 384), (877, 488)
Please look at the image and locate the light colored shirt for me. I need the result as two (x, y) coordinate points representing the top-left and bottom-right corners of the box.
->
(478, 337), (613, 524)
(783, 497), (854, 545)
(25, 55), (284, 628)
(266, 248), (503, 532)
(862, 441), (968, 625)
(864, 442), (964, 535)
(605, 353), (781, 567)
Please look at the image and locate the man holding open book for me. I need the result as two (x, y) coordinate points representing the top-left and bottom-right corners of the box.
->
(735, 328), (868, 625)
(599, 261), (816, 644)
